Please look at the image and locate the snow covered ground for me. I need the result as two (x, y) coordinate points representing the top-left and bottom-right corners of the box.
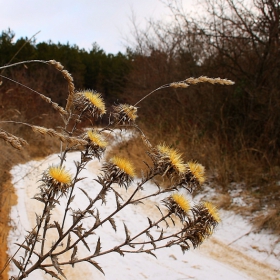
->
(8, 151), (280, 280)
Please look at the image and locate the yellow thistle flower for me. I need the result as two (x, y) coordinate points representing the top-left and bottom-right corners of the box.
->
(87, 130), (107, 148)
(157, 144), (187, 174)
(172, 193), (191, 213)
(48, 166), (72, 185)
(83, 90), (106, 115)
(121, 104), (138, 121)
(111, 156), (136, 177)
(203, 202), (221, 223)
(187, 161), (205, 184)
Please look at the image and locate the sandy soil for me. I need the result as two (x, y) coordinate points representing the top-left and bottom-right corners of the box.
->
(0, 180), (17, 280)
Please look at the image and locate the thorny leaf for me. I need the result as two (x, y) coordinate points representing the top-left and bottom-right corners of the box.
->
(75, 177), (87, 183)
(33, 195), (46, 203)
(94, 237), (101, 256)
(158, 229), (164, 240)
(147, 217), (153, 227)
(145, 250), (157, 258)
(109, 217), (117, 232)
(93, 209), (100, 228)
(12, 258), (23, 271)
(35, 213), (41, 227)
(51, 256), (66, 278)
(66, 233), (71, 249)
(123, 223), (130, 243)
(54, 221), (63, 238)
(180, 244), (190, 254)
(114, 247), (124, 256)
(41, 268), (61, 280)
(86, 260), (105, 275)
(69, 194), (75, 204)
(15, 243), (30, 252)
(78, 187), (92, 203)
(146, 231), (156, 249)
(72, 226), (91, 252)
(130, 200), (144, 205)
(70, 246), (78, 267)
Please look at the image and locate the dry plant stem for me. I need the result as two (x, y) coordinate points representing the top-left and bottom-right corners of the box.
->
(21, 189), (56, 276)
(60, 150), (90, 230)
(43, 213), (172, 268)
(0, 60), (49, 70)
(17, 197), (98, 280)
(134, 84), (170, 106)
(55, 175), (158, 257)
(0, 225), (38, 276)
(60, 110), (89, 230)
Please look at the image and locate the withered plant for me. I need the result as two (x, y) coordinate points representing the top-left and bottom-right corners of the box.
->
(0, 60), (233, 279)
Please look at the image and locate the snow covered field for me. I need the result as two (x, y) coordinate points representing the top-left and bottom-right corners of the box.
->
(8, 151), (280, 280)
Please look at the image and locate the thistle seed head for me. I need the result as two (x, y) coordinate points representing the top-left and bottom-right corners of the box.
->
(112, 104), (138, 125)
(101, 156), (136, 188)
(83, 130), (108, 159)
(162, 193), (190, 221)
(42, 165), (72, 193)
(74, 90), (106, 119)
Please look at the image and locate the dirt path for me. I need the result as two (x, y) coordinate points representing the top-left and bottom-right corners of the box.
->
(3, 155), (280, 280)
(200, 237), (279, 280)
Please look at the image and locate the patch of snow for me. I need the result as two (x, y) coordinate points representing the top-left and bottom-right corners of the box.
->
(8, 152), (279, 279)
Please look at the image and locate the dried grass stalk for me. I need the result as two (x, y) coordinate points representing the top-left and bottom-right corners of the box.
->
(185, 76), (234, 85)
(0, 130), (27, 150)
(48, 60), (75, 113)
(31, 125), (87, 146)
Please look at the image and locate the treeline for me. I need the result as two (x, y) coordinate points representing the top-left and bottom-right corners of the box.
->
(0, 29), (131, 106)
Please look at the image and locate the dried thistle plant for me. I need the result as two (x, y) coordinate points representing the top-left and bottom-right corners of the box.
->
(0, 60), (234, 279)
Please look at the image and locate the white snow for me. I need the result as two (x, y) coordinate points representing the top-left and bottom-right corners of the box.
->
(8, 150), (280, 280)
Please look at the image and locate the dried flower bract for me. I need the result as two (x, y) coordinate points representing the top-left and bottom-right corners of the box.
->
(42, 165), (72, 193)
(112, 104), (138, 125)
(83, 130), (108, 159)
(163, 193), (190, 221)
(101, 156), (135, 188)
(74, 90), (106, 118)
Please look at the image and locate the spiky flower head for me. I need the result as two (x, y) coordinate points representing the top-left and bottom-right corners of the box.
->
(177, 161), (206, 193)
(74, 90), (106, 119)
(162, 193), (190, 221)
(111, 156), (136, 178)
(83, 130), (107, 159)
(192, 201), (221, 231)
(112, 104), (138, 125)
(42, 165), (72, 193)
(157, 144), (187, 174)
(187, 161), (205, 185)
(101, 156), (136, 188)
(203, 201), (221, 224)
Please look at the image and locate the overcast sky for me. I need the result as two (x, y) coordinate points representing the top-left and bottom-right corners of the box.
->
(0, 0), (197, 54)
